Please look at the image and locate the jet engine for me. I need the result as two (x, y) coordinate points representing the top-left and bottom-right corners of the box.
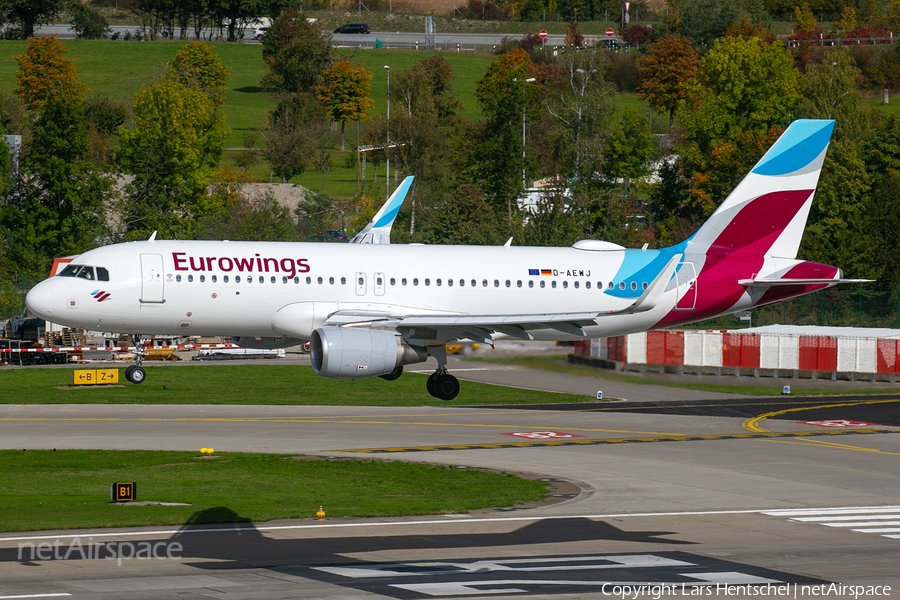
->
(310, 327), (427, 378)
(231, 336), (303, 350)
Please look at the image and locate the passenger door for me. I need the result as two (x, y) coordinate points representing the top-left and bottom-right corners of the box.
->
(140, 254), (165, 303)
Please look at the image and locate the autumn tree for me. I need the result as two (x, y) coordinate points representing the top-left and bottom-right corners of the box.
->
(167, 42), (231, 105)
(795, 2), (816, 33)
(261, 8), (333, 95)
(13, 36), (88, 112)
(115, 76), (229, 239)
(638, 35), (699, 127)
(317, 60), (374, 151)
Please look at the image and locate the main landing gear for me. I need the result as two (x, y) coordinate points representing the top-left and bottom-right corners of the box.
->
(124, 337), (149, 384)
(425, 346), (460, 401)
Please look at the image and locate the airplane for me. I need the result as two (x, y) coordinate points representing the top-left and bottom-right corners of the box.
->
(26, 120), (865, 400)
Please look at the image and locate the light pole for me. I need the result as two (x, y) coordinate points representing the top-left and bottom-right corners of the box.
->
(384, 65), (390, 200)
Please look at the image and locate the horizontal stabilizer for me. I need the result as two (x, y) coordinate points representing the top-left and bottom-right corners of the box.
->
(739, 278), (872, 287)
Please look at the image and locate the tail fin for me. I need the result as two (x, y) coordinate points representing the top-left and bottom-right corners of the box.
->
(687, 120), (835, 260)
(349, 176), (414, 244)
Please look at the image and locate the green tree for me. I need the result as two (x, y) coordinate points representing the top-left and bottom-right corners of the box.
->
(261, 8), (333, 94)
(797, 50), (866, 139)
(257, 93), (326, 183)
(115, 76), (229, 239)
(317, 60), (374, 151)
(1, 99), (112, 273)
(167, 42), (231, 105)
(679, 35), (800, 155)
(638, 35), (699, 127)
(545, 49), (615, 201)
(13, 36), (88, 112)
(475, 48), (540, 223)
(0, 0), (63, 39)
(603, 108), (660, 194)
(68, 0), (110, 39)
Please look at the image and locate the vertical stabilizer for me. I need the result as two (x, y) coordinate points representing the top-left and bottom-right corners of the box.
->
(687, 120), (835, 260)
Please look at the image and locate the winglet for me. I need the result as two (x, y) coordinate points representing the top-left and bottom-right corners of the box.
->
(627, 254), (681, 313)
(349, 176), (414, 244)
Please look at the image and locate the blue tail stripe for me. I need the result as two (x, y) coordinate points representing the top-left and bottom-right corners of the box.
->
(752, 120), (835, 176)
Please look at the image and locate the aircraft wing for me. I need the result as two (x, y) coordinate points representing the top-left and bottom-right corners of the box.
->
(326, 255), (681, 342)
(348, 176), (414, 244)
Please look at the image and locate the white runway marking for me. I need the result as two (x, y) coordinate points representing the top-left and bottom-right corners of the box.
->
(762, 506), (900, 540)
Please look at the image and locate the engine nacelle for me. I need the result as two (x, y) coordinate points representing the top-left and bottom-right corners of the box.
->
(310, 327), (427, 379)
(231, 336), (303, 350)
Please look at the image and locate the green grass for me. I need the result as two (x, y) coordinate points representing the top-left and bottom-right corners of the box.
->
(0, 450), (547, 531)
(0, 41), (492, 150)
(471, 354), (900, 397)
(0, 364), (594, 405)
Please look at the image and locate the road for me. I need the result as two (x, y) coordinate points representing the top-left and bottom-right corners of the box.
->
(0, 361), (899, 599)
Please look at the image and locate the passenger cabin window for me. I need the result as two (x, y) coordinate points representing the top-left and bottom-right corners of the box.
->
(306, 276), (312, 284)
(188, 275), (194, 282)
(563, 281), (568, 289)
(212, 275), (217, 283)
(643, 282), (648, 290)
(574, 281), (579, 289)
(200, 275), (206, 283)
(540, 280), (545, 288)
(402, 278), (408, 286)
(390, 278), (395, 286)
(341, 277), (346, 285)
(528, 281), (534, 288)
(329, 277), (335, 285)
(472, 279), (477, 287)
(552, 281), (557, 288)
(425, 278), (431, 286)
(413, 278), (419, 286)
(436, 279), (441, 286)
(236, 276), (241, 283)
(619, 282), (626, 290)
(260, 276), (265, 284)
(586, 282), (591, 289)
(224, 276), (229, 283)
(176, 274), (182, 282)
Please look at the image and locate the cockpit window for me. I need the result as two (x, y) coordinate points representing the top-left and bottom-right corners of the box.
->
(57, 264), (109, 281)
(58, 264), (81, 277)
(76, 266), (96, 280)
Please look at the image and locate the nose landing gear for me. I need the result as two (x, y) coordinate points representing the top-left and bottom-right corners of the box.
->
(124, 338), (149, 384)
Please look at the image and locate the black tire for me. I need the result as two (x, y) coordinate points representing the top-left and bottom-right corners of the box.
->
(379, 365), (403, 381)
(126, 366), (146, 384)
(426, 372), (437, 397)
(434, 373), (460, 401)
(124, 365), (136, 381)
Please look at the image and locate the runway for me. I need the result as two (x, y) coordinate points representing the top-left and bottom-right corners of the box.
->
(1, 366), (899, 598)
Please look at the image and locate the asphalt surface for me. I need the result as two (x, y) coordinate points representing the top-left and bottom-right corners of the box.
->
(1, 356), (899, 599)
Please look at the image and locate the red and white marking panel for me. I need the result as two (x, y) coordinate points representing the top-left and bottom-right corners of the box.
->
(799, 420), (880, 428)
(500, 431), (585, 439)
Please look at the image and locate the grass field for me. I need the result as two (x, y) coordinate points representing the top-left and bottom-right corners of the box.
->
(0, 450), (547, 531)
(472, 354), (900, 397)
(0, 364), (593, 405)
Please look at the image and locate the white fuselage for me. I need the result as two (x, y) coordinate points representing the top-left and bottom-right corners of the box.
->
(28, 239), (695, 342)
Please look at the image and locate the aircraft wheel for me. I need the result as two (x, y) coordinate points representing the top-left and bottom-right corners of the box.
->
(433, 373), (460, 401)
(124, 365), (135, 381)
(379, 365), (403, 381)
(426, 373), (437, 397)
(125, 366), (146, 384)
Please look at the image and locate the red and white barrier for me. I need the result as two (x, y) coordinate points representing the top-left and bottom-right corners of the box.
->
(0, 344), (240, 354)
(578, 326), (900, 378)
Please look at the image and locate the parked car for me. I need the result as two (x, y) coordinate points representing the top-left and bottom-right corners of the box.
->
(254, 26), (269, 40)
(334, 23), (370, 34)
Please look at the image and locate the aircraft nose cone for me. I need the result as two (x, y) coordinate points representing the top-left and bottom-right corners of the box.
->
(26, 280), (55, 319)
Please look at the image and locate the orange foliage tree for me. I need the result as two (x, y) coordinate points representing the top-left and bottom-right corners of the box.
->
(13, 36), (88, 112)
